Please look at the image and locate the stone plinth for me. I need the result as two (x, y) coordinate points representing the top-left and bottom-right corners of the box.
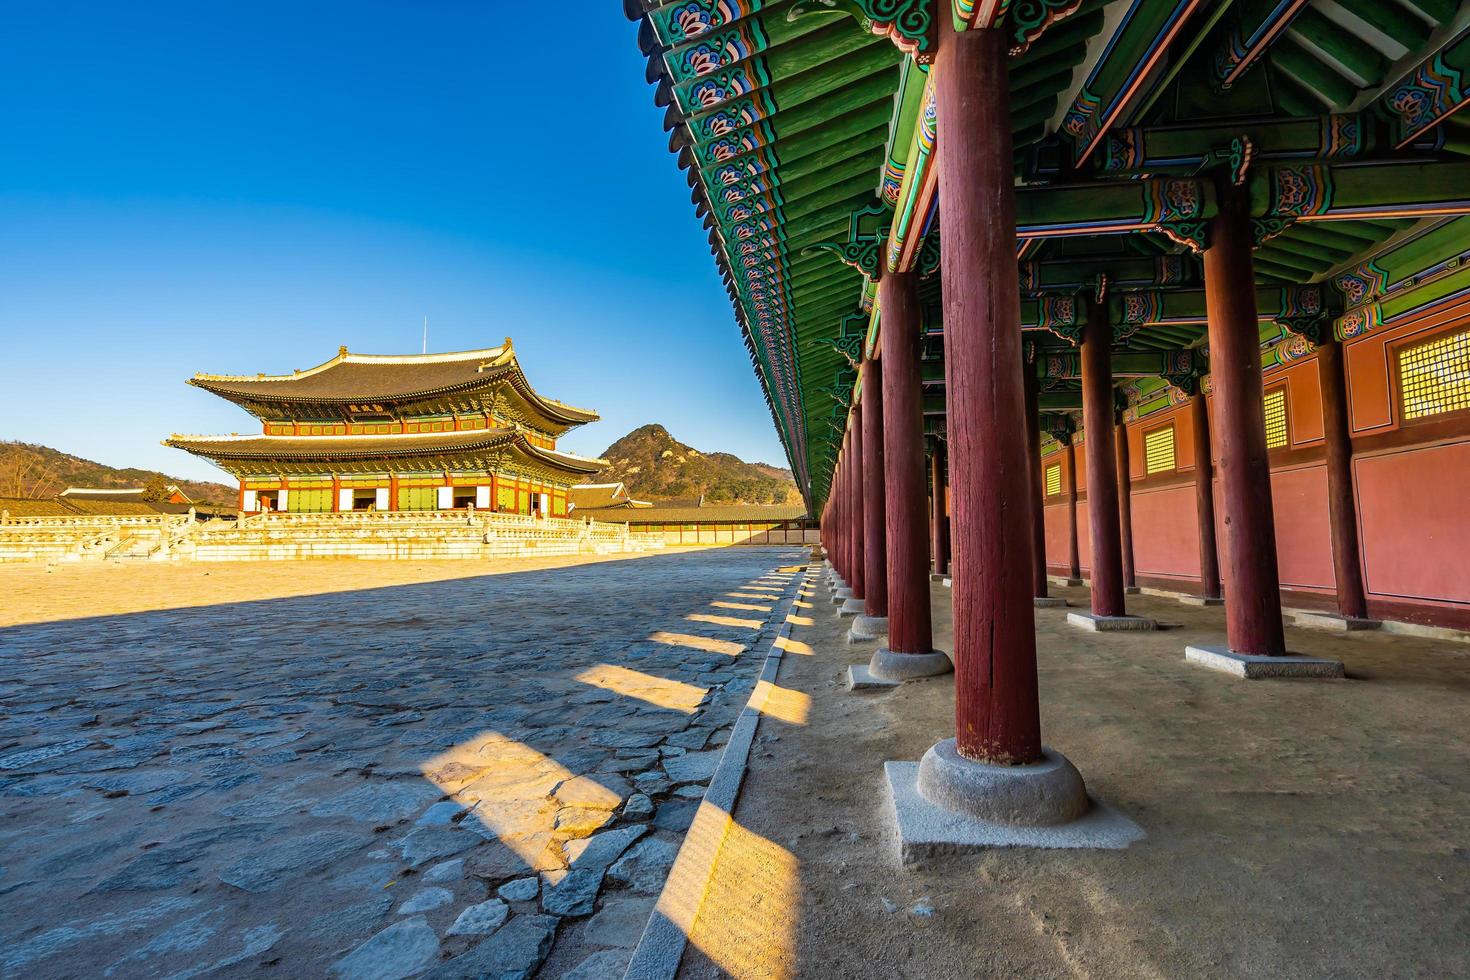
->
(847, 615), (888, 643)
(1067, 612), (1156, 632)
(1295, 611), (1380, 632)
(1185, 644), (1345, 679)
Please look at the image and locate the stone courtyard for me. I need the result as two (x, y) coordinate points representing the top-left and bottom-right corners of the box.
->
(0, 549), (806, 979)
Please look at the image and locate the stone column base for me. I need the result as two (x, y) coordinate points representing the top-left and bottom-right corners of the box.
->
(917, 740), (1088, 826)
(1294, 611), (1380, 632)
(1033, 596), (1067, 608)
(1067, 611), (1156, 632)
(838, 596), (865, 617)
(1185, 644), (1345, 679)
(1180, 595), (1225, 606)
(929, 572), (948, 582)
(1049, 575), (1084, 588)
(885, 752), (1143, 865)
(869, 647), (952, 682)
(847, 615), (889, 643)
(846, 664), (899, 691)
(1123, 586), (1141, 595)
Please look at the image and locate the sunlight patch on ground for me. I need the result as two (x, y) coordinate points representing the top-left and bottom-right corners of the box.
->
(656, 802), (800, 980)
(791, 599), (814, 610)
(419, 731), (577, 876)
(649, 631), (745, 656)
(687, 612), (764, 630)
(712, 600), (773, 612)
(774, 636), (814, 656)
(749, 679), (810, 726)
(573, 664), (706, 714)
(785, 613), (814, 627)
(726, 591), (781, 601)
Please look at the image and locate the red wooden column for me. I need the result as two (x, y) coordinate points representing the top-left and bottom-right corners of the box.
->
(834, 437), (846, 581)
(930, 440), (950, 577)
(1317, 339), (1370, 621)
(1023, 356), (1050, 599)
(931, 23), (1039, 765)
(1115, 417), (1136, 590)
(880, 270), (933, 654)
(834, 440), (844, 578)
(858, 356), (888, 619)
(1203, 181), (1286, 656)
(849, 401), (866, 602)
(1191, 392), (1222, 600)
(1081, 301), (1127, 617)
(839, 430), (853, 585)
(1064, 439), (1081, 581)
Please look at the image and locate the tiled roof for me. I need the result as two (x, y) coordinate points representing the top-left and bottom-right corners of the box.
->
(165, 429), (606, 474)
(0, 497), (77, 517)
(60, 487), (148, 501)
(569, 484), (632, 510)
(188, 343), (598, 423)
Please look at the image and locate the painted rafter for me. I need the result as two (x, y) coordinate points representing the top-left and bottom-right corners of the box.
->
(1080, 114), (1366, 178)
(1059, 0), (1214, 166)
(1369, 24), (1470, 150)
(1211, 0), (1312, 92)
(1020, 254), (1195, 294)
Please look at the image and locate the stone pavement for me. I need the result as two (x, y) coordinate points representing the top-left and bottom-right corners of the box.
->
(0, 548), (806, 979)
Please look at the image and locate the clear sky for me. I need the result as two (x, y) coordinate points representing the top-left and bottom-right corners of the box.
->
(0, 3), (787, 485)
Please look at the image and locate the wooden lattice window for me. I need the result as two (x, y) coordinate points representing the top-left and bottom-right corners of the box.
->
(1263, 388), (1289, 449)
(1144, 426), (1176, 475)
(1399, 328), (1470, 421)
(1044, 463), (1062, 497)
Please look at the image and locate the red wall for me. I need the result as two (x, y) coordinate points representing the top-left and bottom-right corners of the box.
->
(1032, 300), (1470, 629)
(1043, 500), (1070, 571)
(1131, 483), (1200, 582)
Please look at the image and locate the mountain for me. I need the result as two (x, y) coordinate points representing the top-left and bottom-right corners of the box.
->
(593, 425), (801, 506)
(0, 441), (235, 505)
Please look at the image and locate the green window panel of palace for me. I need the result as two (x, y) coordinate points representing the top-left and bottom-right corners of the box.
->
(398, 487), (437, 511)
(291, 488), (333, 513)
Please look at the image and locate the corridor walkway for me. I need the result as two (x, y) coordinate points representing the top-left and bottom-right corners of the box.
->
(702, 577), (1470, 979)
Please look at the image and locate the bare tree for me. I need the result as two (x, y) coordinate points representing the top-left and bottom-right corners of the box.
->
(0, 448), (64, 499)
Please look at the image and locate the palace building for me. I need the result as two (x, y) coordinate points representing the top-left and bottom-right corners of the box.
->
(166, 340), (605, 516)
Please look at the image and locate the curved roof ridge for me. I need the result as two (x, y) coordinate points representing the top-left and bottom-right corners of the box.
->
(165, 427), (516, 445)
(523, 442), (609, 467)
(192, 341), (512, 383)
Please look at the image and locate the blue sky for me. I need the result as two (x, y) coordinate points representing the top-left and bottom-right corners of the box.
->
(0, 3), (787, 485)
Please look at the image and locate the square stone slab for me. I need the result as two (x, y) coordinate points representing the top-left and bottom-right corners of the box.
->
(1049, 575), (1084, 588)
(1295, 611), (1380, 632)
(883, 762), (1144, 866)
(1067, 611), (1156, 632)
(1033, 597), (1067, 608)
(846, 665), (899, 691)
(1185, 644), (1345, 679)
(1180, 595), (1226, 606)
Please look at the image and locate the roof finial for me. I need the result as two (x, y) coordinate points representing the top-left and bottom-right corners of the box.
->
(503, 336), (513, 351)
(339, 345), (348, 357)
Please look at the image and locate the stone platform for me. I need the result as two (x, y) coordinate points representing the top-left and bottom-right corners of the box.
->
(0, 549), (807, 978)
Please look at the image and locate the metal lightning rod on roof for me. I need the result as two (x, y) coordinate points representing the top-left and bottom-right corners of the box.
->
(423, 316), (428, 355)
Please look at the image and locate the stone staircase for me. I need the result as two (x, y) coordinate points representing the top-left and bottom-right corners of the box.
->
(0, 513), (177, 564)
